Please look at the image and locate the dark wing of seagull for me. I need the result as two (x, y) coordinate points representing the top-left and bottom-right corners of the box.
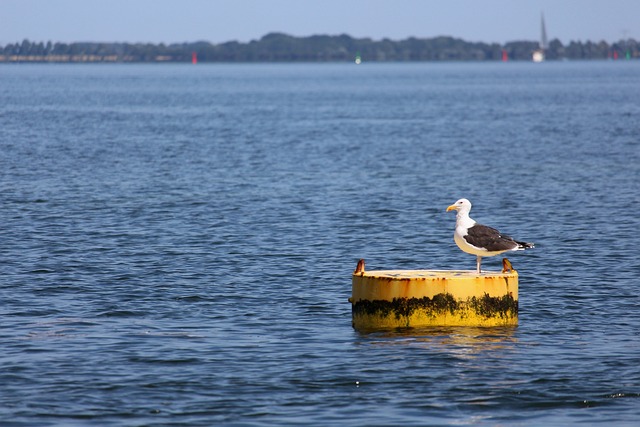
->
(463, 224), (520, 252)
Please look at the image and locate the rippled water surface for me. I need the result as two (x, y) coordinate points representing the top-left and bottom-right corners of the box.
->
(1, 62), (640, 426)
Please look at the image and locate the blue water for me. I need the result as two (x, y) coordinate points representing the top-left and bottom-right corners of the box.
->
(1, 61), (640, 426)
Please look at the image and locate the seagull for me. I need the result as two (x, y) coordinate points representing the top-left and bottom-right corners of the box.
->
(446, 198), (534, 273)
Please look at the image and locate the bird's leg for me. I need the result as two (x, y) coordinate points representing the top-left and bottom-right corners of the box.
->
(476, 256), (482, 274)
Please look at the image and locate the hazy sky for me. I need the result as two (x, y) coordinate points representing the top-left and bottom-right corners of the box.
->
(1, 0), (638, 45)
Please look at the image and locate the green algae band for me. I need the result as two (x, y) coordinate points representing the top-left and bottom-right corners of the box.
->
(351, 270), (518, 330)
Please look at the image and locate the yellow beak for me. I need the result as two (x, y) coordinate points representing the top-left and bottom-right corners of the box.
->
(446, 204), (457, 212)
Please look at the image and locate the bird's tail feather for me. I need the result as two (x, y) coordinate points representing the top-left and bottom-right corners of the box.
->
(515, 240), (534, 249)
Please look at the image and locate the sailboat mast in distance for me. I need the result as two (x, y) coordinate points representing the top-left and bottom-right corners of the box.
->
(540, 12), (548, 50)
(532, 12), (547, 62)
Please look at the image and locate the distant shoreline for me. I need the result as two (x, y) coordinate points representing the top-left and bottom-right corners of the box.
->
(1, 33), (637, 63)
(1, 56), (636, 64)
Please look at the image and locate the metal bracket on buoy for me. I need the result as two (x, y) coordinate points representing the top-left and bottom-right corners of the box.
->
(353, 259), (365, 276)
(501, 258), (514, 273)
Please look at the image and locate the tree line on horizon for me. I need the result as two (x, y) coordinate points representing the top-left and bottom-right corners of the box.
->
(1, 33), (638, 62)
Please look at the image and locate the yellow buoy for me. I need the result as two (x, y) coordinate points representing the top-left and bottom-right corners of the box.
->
(351, 260), (518, 330)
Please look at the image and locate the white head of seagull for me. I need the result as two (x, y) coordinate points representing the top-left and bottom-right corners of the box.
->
(446, 198), (534, 274)
(447, 198), (472, 217)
